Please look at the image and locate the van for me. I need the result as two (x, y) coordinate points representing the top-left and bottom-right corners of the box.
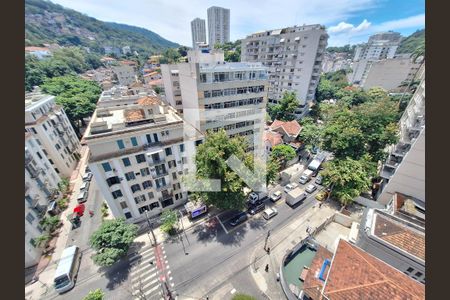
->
(77, 190), (88, 203)
(80, 181), (90, 191)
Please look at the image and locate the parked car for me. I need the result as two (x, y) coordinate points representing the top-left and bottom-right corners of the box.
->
(262, 207), (278, 220)
(76, 190), (88, 203)
(306, 184), (317, 193)
(85, 166), (91, 173)
(284, 183), (298, 193)
(229, 212), (248, 226)
(80, 181), (90, 191)
(315, 175), (323, 185)
(299, 170), (313, 184)
(247, 199), (263, 209)
(82, 172), (93, 182)
(315, 190), (329, 201)
(270, 191), (282, 202)
(248, 202), (266, 215)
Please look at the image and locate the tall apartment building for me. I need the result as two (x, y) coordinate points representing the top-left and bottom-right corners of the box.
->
(207, 6), (230, 47)
(241, 25), (328, 116)
(162, 49), (269, 151)
(160, 64), (183, 115)
(375, 63), (425, 206)
(350, 31), (402, 84)
(25, 133), (62, 268)
(191, 18), (207, 49)
(25, 89), (81, 178)
(83, 95), (203, 223)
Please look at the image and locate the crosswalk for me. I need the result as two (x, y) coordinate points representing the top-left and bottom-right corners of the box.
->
(128, 244), (163, 300)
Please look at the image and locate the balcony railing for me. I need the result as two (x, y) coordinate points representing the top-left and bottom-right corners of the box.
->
(148, 158), (166, 166)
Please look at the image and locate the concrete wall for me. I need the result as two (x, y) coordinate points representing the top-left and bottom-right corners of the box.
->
(333, 212), (353, 228)
(362, 58), (418, 91)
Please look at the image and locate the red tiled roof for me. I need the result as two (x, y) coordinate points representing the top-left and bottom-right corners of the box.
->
(121, 60), (137, 66)
(124, 109), (145, 122)
(25, 46), (50, 52)
(373, 213), (425, 261)
(270, 119), (302, 137)
(100, 57), (116, 61)
(264, 131), (283, 147)
(147, 79), (163, 86)
(303, 246), (333, 299)
(322, 240), (425, 300)
(136, 96), (160, 106)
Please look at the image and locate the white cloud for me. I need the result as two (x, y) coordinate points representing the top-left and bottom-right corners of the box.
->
(328, 19), (371, 34)
(372, 14), (425, 32)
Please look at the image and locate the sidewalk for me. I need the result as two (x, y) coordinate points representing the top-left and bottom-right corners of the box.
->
(25, 146), (91, 300)
(249, 203), (337, 300)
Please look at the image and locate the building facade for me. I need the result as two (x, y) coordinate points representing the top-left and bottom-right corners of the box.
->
(375, 63), (425, 206)
(241, 25), (328, 117)
(112, 65), (137, 86)
(25, 89), (81, 178)
(207, 6), (230, 47)
(160, 64), (183, 115)
(25, 133), (61, 268)
(83, 95), (203, 223)
(191, 18), (207, 49)
(162, 49), (269, 151)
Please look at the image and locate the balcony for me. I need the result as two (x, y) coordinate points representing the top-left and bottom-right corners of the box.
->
(148, 157), (166, 167)
(155, 183), (169, 191)
(384, 155), (402, 168)
(151, 169), (169, 179)
(380, 165), (396, 179)
(392, 143), (411, 157)
(159, 191), (173, 202)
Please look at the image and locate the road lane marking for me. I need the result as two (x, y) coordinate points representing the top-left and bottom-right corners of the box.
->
(216, 216), (229, 234)
(230, 288), (237, 294)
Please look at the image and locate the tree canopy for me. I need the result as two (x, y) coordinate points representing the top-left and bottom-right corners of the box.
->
(270, 144), (296, 168)
(83, 289), (105, 300)
(215, 41), (241, 62)
(89, 218), (138, 267)
(268, 91), (300, 121)
(160, 209), (178, 235)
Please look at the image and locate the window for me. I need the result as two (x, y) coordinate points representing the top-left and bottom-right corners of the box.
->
(148, 192), (154, 199)
(143, 180), (152, 189)
(125, 172), (136, 181)
(155, 178), (166, 188)
(36, 152), (42, 159)
(25, 195), (33, 205)
(138, 205), (150, 214)
(179, 144), (185, 152)
(165, 147), (172, 156)
(124, 212), (132, 219)
(111, 189), (123, 199)
(131, 137), (138, 146)
(120, 202), (128, 209)
(106, 176), (120, 187)
(135, 154), (146, 164)
(31, 128), (37, 134)
(26, 213), (35, 224)
(117, 140), (125, 149)
(415, 272), (423, 277)
(141, 167), (150, 176)
(55, 143), (61, 150)
(134, 194), (146, 204)
(182, 157), (187, 164)
(406, 267), (414, 273)
(102, 162), (112, 172)
(131, 184), (141, 193)
(55, 168), (60, 174)
(149, 202), (159, 209)
(146, 134), (152, 144)
(122, 157), (131, 167)
(161, 130), (169, 136)
(153, 133), (159, 142)
(43, 124), (47, 131)
(172, 172), (177, 180)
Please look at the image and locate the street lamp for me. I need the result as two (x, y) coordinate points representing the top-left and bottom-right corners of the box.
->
(145, 210), (157, 246)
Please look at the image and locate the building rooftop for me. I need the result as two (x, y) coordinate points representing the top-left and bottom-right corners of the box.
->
(245, 24), (326, 38)
(25, 88), (54, 110)
(304, 239), (425, 300)
(199, 61), (267, 72)
(136, 96), (160, 106)
(263, 131), (283, 148)
(270, 119), (302, 137)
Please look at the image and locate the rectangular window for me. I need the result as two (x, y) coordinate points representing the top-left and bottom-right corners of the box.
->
(141, 167), (150, 176)
(165, 147), (172, 156)
(43, 124), (47, 131)
(148, 192), (154, 199)
(172, 172), (177, 180)
(142, 180), (152, 189)
(122, 157), (131, 166)
(131, 137), (138, 146)
(31, 128), (37, 134)
(111, 189), (123, 199)
(120, 202), (128, 209)
(102, 162), (112, 172)
(106, 176), (120, 187)
(179, 144), (185, 152)
(134, 194), (146, 204)
(146, 134), (152, 144)
(55, 143), (61, 150)
(138, 205), (150, 214)
(26, 213), (35, 224)
(117, 140), (125, 149)
(36, 152), (42, 159)
(131, 184), (141, 193)
(135, 154), (146, 164)
(125, 172), (136, 181)
(153, 133), (159, 142)
(124, 212), (132, 219)
(149, 201), (159, 209)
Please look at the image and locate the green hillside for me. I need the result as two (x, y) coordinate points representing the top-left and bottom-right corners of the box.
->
(25, 0), (179, 55)
(397, 29), (425, 54)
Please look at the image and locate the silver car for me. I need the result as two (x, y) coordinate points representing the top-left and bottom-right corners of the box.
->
(305, 184), (317, 193)
(284, 183), (298, 193)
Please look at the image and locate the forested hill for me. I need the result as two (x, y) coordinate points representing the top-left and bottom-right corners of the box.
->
(396, 29), (425, 54)
(25, 0), (179, 55)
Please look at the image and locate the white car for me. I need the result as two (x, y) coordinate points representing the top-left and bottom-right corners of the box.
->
(306, 184), (317, 193)
(284, 183), (298, 193)
(82, 172), (93, 182)
(270, 191), (282, 202)
(262, 207), (278, 220)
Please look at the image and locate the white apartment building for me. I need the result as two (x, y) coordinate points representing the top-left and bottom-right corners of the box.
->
(350, 31), (402, 84)
(241, 24), (328, 116)
(97, 85), (156, 108)
(162, 49), (269, 151)
(191, 18), (207, 49)
(25, 89), (81, 178)
(112, 65), (138, 86)
(82, 95), (203, 223)
(160, 64), (183, 115)
(207, 6), (230, 47)
(25, 133), (61, 268)
(360, 57), (421, 91)
(376, 63), (425, 206)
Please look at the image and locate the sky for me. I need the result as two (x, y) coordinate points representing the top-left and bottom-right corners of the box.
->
(49, 0), (425, 47)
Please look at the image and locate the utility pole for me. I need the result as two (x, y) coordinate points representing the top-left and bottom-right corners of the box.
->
(178, 210), (190, 245)
(145, 210), (157, 246)
(264, 230), (271, 251)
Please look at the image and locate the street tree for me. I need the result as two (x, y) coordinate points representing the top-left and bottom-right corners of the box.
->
(321, 155), (376, 207)
(298, 117), (322, 152)
(366, 86), (389, 101)
(160, 209), (178, 235)
(89, 218), (138, 267)
(268, 91), (300, 121)
(315, 79), (338, 102)
(191, 129), (253, 210)
(83, 289), (105, 300)
(270, 144), (296, 168)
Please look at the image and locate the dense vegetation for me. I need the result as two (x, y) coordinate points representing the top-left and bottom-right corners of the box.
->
(25, 0), (179, 56)
(303, 71), (403, 206)
(214, 41), (241, 62)
(397, 29), (425, 56)
(326, 44), (356, 57)
(267, 91), (300, 121)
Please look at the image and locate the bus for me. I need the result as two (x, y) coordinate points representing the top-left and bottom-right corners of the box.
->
(53, 245), (82, 294)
